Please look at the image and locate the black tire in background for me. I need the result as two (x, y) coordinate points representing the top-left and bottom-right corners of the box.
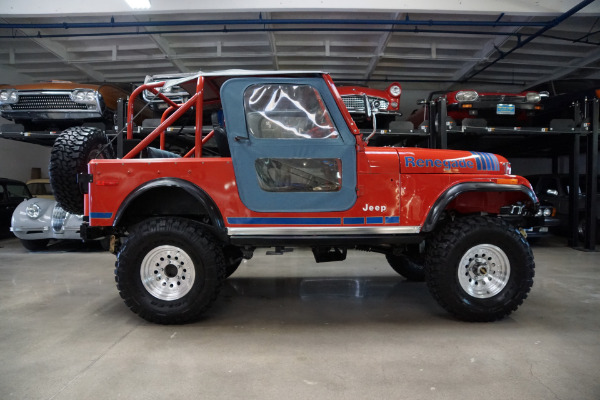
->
(20, 239), (50, 251)
(49, 127), (114, 215)
(115, 217), (226, 324)
(425, 216), (535, 322)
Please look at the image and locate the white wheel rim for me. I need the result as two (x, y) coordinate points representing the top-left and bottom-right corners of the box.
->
(457, 244), (510, 299)
(141, 245), (195, 301)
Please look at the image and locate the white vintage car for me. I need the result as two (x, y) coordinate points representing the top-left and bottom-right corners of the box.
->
(11, 197), (103, 251)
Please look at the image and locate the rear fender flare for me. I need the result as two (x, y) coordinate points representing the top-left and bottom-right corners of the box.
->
(113, 178), (226, 236)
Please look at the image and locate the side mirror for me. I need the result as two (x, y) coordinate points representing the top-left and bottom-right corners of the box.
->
(416, 99), (426, 105)
(546, 189), (558, 196)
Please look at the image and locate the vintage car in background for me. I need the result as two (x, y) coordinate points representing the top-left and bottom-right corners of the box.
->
(11, 196), (106, 251)
(527, 79), (600, 129)
(26, 178), (54, 199)
(0, 178), (31, 236)
(142, 73), (192, 110)
(0, 81), (152, 139)
(337, 82), (402, 131)
(408, 89), (547, 130)
(527, 174), (600, 242)
(523, 204), (560, 241)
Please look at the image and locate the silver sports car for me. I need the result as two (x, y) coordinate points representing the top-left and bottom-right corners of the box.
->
(11, 197), (98, 251)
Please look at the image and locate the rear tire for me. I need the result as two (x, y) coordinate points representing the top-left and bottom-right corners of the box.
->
(386, 253), (425, 281)
(115, 217), (225, 324)
(49, 126), (114, 214)
(425, 216), (534, 322)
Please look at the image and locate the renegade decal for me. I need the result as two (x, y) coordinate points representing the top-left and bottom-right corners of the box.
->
(404, 157), (474, 169)
(404, 152), (499, 172)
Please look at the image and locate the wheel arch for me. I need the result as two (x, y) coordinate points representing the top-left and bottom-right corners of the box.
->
(113, 178), (226, 237)
(422, 182), (538, 232)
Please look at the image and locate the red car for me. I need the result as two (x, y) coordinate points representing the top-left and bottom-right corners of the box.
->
(337, 83), (402, 130)
(408, 89), (547, 130)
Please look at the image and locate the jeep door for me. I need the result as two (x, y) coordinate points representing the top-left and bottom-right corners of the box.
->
(221, 77), (357, 213)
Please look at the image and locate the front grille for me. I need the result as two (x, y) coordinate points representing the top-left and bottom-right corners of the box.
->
(342, 95), (388, 111)
(342, 95), (366, 110)
(480, 95), (525, 103)
(11, 94), (88, 110)
(51, 205), (68, 233)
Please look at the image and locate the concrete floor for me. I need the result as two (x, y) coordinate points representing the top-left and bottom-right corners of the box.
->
(0, 235), (599, 400)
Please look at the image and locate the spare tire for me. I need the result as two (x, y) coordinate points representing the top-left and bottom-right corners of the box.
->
(49, 127), (114, 214)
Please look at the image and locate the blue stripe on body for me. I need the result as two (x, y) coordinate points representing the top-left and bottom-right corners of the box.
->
(228, 216), (400, 226)
(344, 217), (365, 225)
(227, 217), (342, 225)
(471, 151), (499, 171)
(472, 152), (484, 170)
(90, 212), (113, 219)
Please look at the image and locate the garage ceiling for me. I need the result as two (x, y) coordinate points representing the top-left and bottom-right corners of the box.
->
(0, 1), (599, 92)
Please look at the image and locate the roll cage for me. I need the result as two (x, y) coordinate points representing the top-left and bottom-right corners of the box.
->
(122, 71), (365, 160)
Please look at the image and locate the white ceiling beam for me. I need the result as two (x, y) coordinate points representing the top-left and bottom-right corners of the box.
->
(0, 19), (106, 82)
(262, 12), (280, 70)
(522, 46), (600, 89)
(65, 43), (159, 52)
(135, 15), (191, 73)
(364, 12), (401, 83)
(24, 37), (105, 81)
(445, 16), (533, 88)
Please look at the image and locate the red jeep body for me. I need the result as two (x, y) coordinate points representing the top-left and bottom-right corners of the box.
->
(56, 71), (538, 324)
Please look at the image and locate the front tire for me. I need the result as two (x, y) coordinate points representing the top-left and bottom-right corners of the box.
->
(115, 218), (225, 324)
(425, 216), (534, 322)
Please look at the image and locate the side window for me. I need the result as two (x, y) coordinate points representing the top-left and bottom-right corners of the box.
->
(0, 185), (5, 201)
(255, 158), (342, 192)
(244, 84), (339, 139)
(7, 184), (29, 199)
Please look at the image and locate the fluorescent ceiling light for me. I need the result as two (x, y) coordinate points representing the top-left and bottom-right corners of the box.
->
(125, 0), (151, 9)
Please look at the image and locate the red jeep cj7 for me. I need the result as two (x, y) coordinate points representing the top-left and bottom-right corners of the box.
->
(50, 71), (538, 324)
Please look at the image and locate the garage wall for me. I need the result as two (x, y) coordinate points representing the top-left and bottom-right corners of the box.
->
(0, 139), (51, 183)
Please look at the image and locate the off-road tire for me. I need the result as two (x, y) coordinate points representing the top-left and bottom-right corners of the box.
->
(425, 216), (534, 322)
(115, 217), (226, 324)
(386, 253), (425, 281)
(49, 126), (114, 214)
(20, 239), (49, 251)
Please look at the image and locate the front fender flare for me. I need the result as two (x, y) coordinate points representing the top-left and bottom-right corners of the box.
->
(421, 182), (538, 232)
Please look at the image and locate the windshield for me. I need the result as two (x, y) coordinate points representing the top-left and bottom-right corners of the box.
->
(27, 182), (53, 196)
(6, 183), (31, 199)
